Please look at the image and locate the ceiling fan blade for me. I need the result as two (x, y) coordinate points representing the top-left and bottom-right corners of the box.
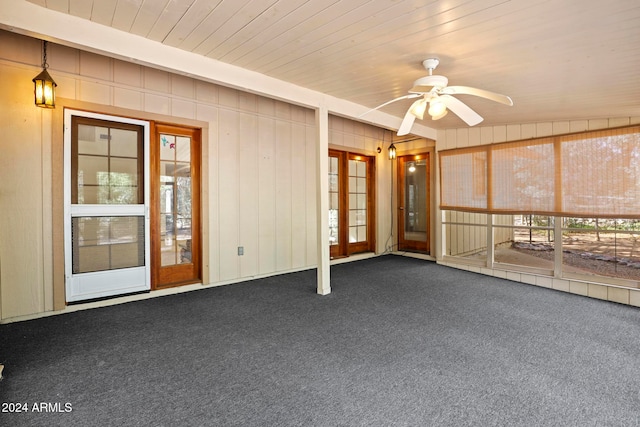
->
(397, 110), (417, 136)
(442, 86), (513, 106)
(359, 94), (421, 117)
(440, 95), (483, 126)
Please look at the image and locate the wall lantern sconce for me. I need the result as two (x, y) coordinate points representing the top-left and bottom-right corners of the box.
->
(33, 40), (57, 108)
(388, 143), (397, 160)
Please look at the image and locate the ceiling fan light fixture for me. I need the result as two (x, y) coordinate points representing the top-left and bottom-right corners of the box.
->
(363, 58), (512, 135)
(428, 98), (446, 117)
(408, 98), (427, 120)
(432, 109), (448, 120)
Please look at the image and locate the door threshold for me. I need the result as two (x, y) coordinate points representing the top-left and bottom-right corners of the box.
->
(67, 289), (151, 306)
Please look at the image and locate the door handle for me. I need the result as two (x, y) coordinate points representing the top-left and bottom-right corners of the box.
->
(399, 207), (404, 210)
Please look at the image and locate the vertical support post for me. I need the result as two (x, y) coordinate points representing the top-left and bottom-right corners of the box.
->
(487, 214), (494, 269)
(434, 149), (445, 260)
(315, 106), (331, 295)
(554, 216), (563, 278)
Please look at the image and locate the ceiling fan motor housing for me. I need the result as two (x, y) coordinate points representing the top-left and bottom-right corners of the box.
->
(410, 75), (449, 93)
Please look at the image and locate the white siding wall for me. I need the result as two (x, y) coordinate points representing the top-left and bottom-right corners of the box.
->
(0, 31), (318, 321)
(0, 64), (49, 320)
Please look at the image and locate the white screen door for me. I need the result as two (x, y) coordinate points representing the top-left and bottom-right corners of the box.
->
(64, 110), (150, 302)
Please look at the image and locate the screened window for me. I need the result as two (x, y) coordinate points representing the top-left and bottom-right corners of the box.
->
(440, 126), (640, 218)
(440, 148), (487, 210)
(441, 126), (640, 289)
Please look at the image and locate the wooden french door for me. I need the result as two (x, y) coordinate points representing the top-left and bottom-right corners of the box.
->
(398, 153), (430, 253)
(151, 124), (201, 289)
(328, 150), (375, 258)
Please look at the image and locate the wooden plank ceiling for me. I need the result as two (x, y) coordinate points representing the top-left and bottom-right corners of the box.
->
(26, 0), (640, 129)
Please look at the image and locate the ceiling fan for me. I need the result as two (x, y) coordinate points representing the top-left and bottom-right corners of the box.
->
(362, 58), (513, 135)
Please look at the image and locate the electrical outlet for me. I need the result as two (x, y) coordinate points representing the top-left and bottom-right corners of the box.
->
(238, 246), (244, 256)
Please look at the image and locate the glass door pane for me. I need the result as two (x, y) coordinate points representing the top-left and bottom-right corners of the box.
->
(75, 124), (142, 204)
(398, 154), (430, 253)
(159, 134), (192, 266)
(329, 155), (340, 247)
(348, 158), (367, 243)
(72, 216), (144, 273)
(404, 159), (428, 242)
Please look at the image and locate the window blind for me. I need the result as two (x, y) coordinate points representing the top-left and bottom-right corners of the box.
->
(439, 126), (640, 218)
(440, 147), (487, 211)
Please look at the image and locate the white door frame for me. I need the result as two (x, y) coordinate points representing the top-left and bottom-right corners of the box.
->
(64, 109), (151, 302)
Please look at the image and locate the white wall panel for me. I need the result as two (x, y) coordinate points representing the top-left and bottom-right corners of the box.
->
(446, 129), (457, 148)
(113, 60), (142, 87)
(218, 86), (238, 109)
(113, 87), (143, 110)
(493, 125), (507, 143)
(275, 120), (293, 271)
(144, 68), (170, 92)
(275, 101), (291, 120)
(468, 128), (481, 147)
(456, 128), (469, 148)
(197, 105), (220, 284)
(552, 121), (570, 135)
(49, 43), (79, 75)
(54, 75), (77, 100)
(588, 119), (609, 130)
(79, 50), (111, 80)
(480, 127), (493, 145)
(609, 118), (631, 128)
(506, 124), (521, 141)
(0, 65), (46, 319)
(238, 92), (258, 113)
(569, 120), (589, 133)
(258, 117), (277, 274)
(305, 125), (318, 263)
(521, 123), (536, 140)
(218, 108), (240, 281)
(195, 81), (218, 104)
(143, 93), (170, 115)
(536, 122), (553, 137)
(79, 80), (111, 104)
(0, 29), (40, 65)
(239, 113), (260, 278)
(291, 123), (308, 269)
(171, 99), (196, 119)
(171, 74), (195, 99)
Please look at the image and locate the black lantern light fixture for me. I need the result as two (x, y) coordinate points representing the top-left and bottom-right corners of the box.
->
(388, 143), (397, 160)
(33, 40), (57, 108)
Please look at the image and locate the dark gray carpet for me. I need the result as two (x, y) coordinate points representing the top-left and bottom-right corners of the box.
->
(1, 255), (640, 426)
